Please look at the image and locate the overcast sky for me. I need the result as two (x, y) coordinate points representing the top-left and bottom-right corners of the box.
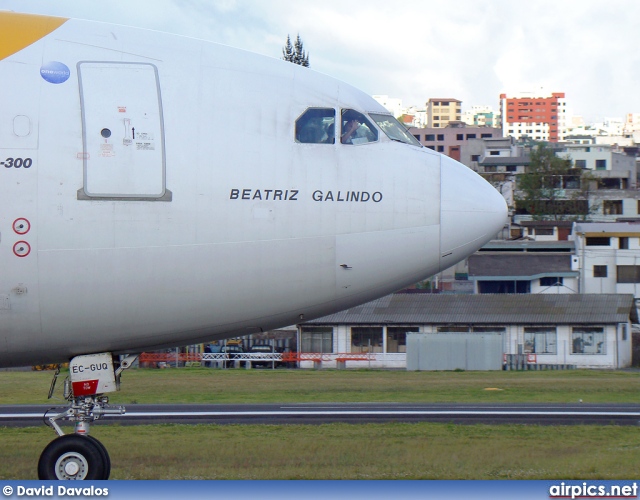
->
(3, 0), (640, 122)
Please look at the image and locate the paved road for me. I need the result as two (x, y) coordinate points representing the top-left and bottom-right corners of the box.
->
(1, 403), (639, 427)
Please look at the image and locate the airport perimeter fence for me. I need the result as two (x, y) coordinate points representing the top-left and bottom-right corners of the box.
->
(137, 352), (406, 369)
(503, 354), (576, 371)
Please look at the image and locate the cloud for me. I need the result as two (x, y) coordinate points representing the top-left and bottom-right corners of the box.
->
(3, 0), (640, 120)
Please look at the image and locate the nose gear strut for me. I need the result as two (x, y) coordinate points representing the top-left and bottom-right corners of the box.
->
(38, 353), (138, 480)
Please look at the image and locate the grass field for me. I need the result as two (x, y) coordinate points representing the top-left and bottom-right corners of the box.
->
(1, 368), (640, 479)
(2, 367), (640, 405)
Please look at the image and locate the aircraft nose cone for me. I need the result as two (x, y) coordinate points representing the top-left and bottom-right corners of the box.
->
(440, 156), (508, 267)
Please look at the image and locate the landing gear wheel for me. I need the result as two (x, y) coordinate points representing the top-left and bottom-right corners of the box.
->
(38, 435), (108, 480)
(84, 435), (111, 479)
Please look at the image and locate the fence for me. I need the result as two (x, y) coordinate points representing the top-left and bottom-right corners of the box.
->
(138, 352), (406, 369)
(503, 354), (576, 371)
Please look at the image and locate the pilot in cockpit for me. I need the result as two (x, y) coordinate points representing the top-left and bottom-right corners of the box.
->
(341, 109), (377, 145)
(341, 111), (361, 144)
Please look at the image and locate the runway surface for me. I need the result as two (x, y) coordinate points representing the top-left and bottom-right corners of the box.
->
(1, 403), (640, 427)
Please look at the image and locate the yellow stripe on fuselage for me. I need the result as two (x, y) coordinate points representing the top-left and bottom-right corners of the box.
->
(0, 12), (68, 61)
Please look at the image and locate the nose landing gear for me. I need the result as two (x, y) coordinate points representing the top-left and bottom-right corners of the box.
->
(37, 353), (137, 480)
(38, 434), (109, 480)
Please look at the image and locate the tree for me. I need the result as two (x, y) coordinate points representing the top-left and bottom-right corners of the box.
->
(282, 35), (294, 63)
(282, 34), (309, 67)
(515, 143), (597, 221)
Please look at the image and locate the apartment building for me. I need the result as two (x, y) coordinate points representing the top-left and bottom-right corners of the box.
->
(426, 98), (462, 128)
(572, 222), (640, 299)
(462, 105), (500, 128)
(500, 90), (567, 142)
(409, 123), (501, 161)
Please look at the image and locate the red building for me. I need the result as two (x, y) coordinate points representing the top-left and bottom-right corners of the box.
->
(500, 91), (566, 142)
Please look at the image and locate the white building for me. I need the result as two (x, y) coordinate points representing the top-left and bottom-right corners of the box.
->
(468, 240), (578, 295)
(624, 113), (640, 135)
(402, 105), (427, 128)
(462, 105), (500, 128)
(557, 144), (636, 180)
(299, 293), (635, 369)
(564, 116), (640, 147)
(572, 222), (640, 299)
(372, 95), (403, 118)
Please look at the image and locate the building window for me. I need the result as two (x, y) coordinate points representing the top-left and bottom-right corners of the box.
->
(437, 134), (444, 141)
(301, 327), (333, 353)
(481, 133), (493, 138)
(586, 237), (610, 246)
(603, 200), (623, 215)
(437, 146), (444, 152)
(413, 134), (421, 141)
(524, 327), (557, 354)
(534, 228), (554, 236)
(351, 327), (383, 353)
(599, 178), (624, 190)
(425, 134), (435, 141)
(595, 159), (607, 170)
(619, 237), (629, 249)
(616, 265), (640, 283)
(593, 265), (608, 278)
(540, 277), (563, 287)
(575, 159), (587, 169)
(456, 134), (464, 140)
(471, 155), (480, 162)
(436, 326), (470, 332)
(572, 327), (605, 354)
(490, 151), (500, 156)
(472, 326), (506, 334)
(387, 327), (419, 353)
(466, 134), (476, 139)
(478, 281), (530, 294)
(506, 166), (517, 172)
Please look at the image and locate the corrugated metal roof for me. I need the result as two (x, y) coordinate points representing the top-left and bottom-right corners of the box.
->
(304, 294), (637, 326)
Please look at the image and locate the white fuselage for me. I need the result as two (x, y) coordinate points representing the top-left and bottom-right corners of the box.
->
(0, 13), (507, 367)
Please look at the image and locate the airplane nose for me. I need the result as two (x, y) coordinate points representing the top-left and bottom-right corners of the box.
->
(440, 156), (508, 267)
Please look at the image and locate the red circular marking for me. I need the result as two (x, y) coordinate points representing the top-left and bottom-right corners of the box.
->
(13, 241), (31, 257)
(13, 218), (31, 235)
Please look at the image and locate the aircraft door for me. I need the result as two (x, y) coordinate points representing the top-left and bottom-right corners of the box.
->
(77, 62), (170, 200)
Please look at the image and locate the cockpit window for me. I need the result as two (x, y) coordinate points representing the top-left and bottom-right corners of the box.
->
(295, 108), (336, 144)
(341, 109), (378, 145)
(369, 113), (422, 147)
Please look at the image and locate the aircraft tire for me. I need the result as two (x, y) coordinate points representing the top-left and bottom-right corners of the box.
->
(84, 435), (111, 479)
(38, 434), (107, 480)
